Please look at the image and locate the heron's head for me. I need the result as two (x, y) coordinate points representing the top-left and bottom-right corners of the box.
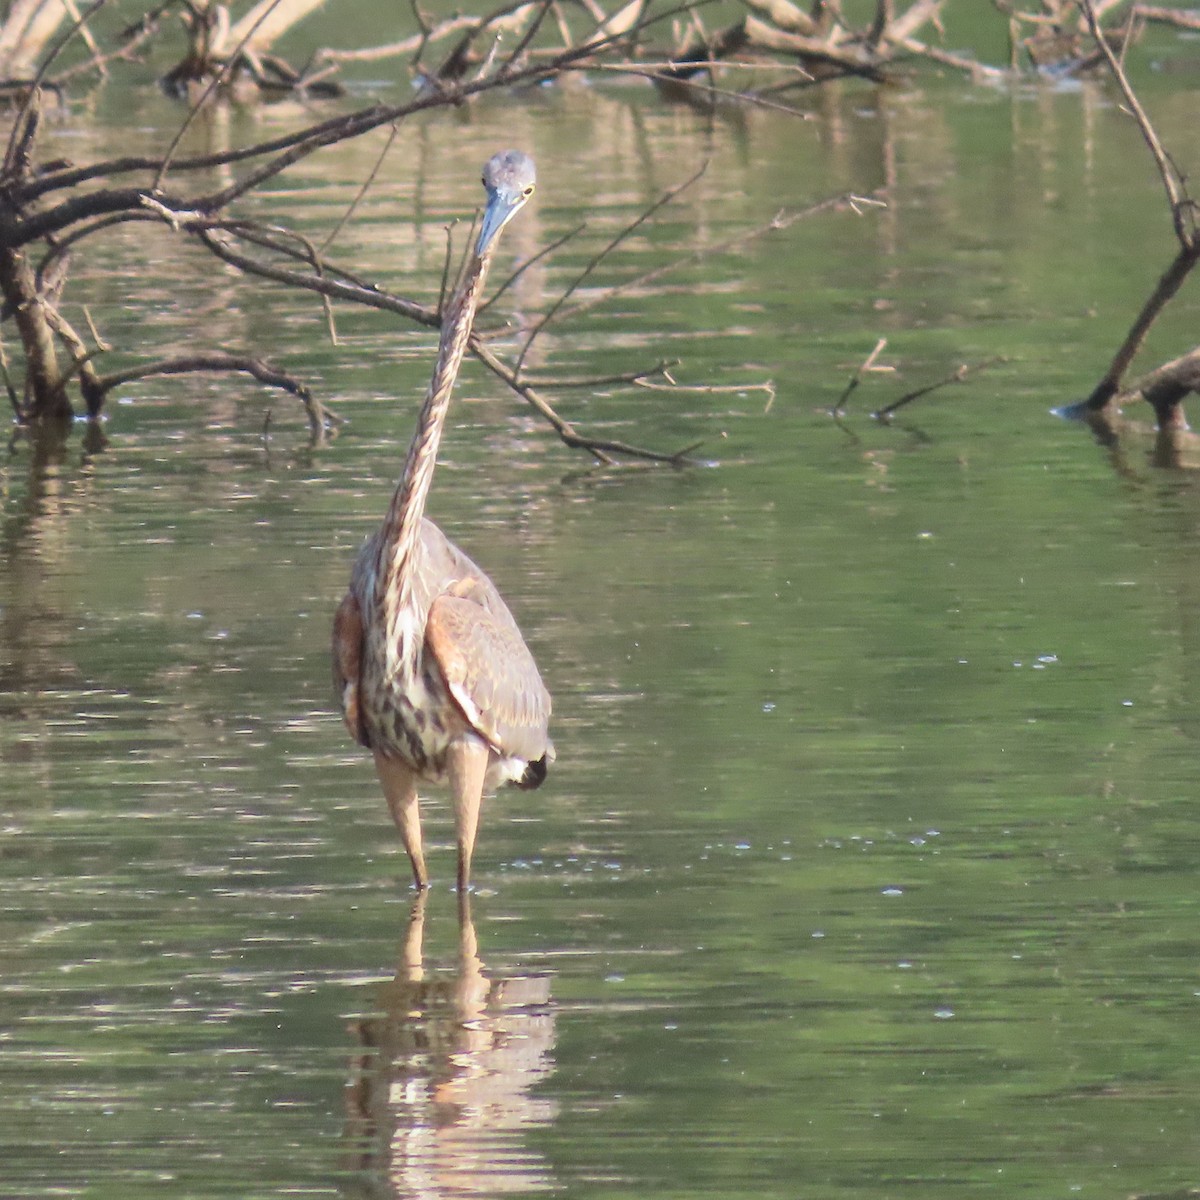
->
(476, 150), (536, 257)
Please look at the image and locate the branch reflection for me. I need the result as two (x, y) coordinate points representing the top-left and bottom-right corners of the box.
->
(344, 893), (556, 1198)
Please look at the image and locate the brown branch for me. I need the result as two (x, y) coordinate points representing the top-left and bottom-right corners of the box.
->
(91, 352), (333, 439)
(6, 0), (754, 223)
(317, 14), (479, 63)
(888, 0), (947, 42)
(499, 0), (555, 70)
(873, 357), (1001, 420)
(0, 329), (22, 418)
(472, 339), (697, 465)
(52, 1), (170, 84)
(522, 361), (677, 388)
(175, 215), (684, 463)
(1085, 244), (1200, 410)
(1128, 5), (1200, 32)
(190, 222), (435, 329)
(1080, 0), (1195, 248)
(319, 124), (398, 254)
(636, 369), (777, 412)
(1109, 345), (1200, 430)
(741, 0), (818, 36)
(885, 31), (1007, 80)
(599, 61), (815, 117)
(742, 16), (889, 81)
(0, 243), (68, 419)
(39, 295), (105, 414)
(866, 0), (893, 52)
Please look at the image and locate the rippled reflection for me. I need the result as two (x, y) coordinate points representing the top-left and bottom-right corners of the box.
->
(342, 895), (556, 1198)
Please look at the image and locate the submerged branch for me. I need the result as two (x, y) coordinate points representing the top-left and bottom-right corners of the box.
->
(91, 352), (335, 439)
(1085, 244), (1200, 412)
(873, 358), (1001, 421)
(832, 337), (891, 415)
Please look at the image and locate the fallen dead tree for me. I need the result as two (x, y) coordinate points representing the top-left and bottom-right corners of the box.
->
(1065, 0), (1200, 446)
(0, 1), (1176, 113)
(1, 0), (1189, 458)
(0, 5), (885, 462)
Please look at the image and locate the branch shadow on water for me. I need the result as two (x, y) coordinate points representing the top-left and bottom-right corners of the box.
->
(341, 892), (557, 1198)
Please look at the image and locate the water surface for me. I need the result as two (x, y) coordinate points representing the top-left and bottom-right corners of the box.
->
(3, 61), (1200, 1199)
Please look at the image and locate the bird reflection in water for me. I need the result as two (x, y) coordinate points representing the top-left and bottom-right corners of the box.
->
(343, 894), (556, 1198)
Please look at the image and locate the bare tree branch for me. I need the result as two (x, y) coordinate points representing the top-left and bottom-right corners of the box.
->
(91, 351), (334, 439)
(832, 336), (891, 415)
(1080, 0), (1195, 248)
(873, 358), (1001, 420)
(514, 160), (709, 376)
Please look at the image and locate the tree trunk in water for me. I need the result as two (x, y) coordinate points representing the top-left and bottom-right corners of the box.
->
(0, 245), (70, 421)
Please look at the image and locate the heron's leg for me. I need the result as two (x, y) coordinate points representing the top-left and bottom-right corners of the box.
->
(374, 750), (428, 889)
(446, 737), (489, 892)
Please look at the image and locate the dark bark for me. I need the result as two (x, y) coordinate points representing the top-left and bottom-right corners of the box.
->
(0, 243), (67, 420)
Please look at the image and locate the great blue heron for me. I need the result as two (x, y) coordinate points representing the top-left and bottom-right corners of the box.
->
(332, 150), (553, 892)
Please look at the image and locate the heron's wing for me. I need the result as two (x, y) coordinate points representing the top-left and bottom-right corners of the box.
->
(425, 591), (551, 763)
(332, 590), (370, 747)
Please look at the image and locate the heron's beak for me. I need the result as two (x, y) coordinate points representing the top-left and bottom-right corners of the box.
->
(476, 186), (526, 256)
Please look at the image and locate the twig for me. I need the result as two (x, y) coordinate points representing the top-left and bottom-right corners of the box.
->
(174, 214), (688, 463)
(318, 14), (477, 63)
(521, 361), (677, 388)
(885, 32), (1007, 81)
(586, 61), (815, 118)
(188, 222), (435, 329)
(832, 336), (890, 414)
(873, 357), (1000, 420)
(320, 123), (399, 253)
(636, 369), (777, 413)
(479, 222), (587, 316)
(12, 2), (727, 216)
(53, 3), (166, 84)
(59, 0), (106, 75)
(312, 123), (402, 345)
(513, 159), (709, 375)
(1080, 0), (1195, 248)
(499, 0), (555, 70)
(556, 191), (883, 325)
(473, 338), (697, 465)
(92, 352), (333, 438)
(1128, 4), (1200, 32)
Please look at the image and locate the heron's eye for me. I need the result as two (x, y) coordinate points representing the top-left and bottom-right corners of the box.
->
(523, 184), (535, 198)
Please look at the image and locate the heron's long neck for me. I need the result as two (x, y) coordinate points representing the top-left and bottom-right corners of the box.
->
(374, 245), (495, 628)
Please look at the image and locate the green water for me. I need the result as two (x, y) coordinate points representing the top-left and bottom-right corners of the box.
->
(3, 57), (1200, 1200)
